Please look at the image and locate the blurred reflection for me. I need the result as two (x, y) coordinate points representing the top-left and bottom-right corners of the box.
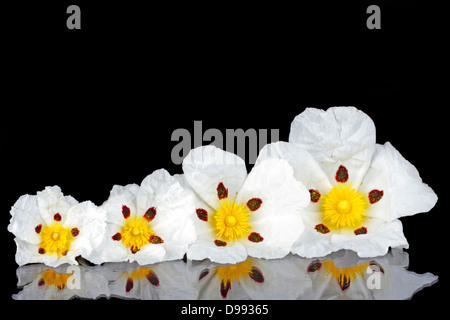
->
(13, 249), (437, 300)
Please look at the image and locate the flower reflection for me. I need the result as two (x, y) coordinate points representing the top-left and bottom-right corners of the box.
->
(13, 249), (437, 300)
(303, 249), (438, 299)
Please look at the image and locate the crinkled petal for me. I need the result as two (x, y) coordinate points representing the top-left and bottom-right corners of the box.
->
(360, 142), (437, 221)
(292, 219), (408, 258)
(289, 107), (376, 187)
(187, 239), (248, 264)
(182, 146), (247, 209)
(101, 184), (140, 225)
(36, 186), (78, 225)
(257, 141), (333, 191)
(138, 169), (196, 261)
(236, 158), (310, 259)
(8, 194), (42, 244)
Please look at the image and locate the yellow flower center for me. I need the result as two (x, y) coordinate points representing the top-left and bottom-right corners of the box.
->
(40, 223), (73, 257)
(212, 200), (252, 242)
(121, 216), (154, 251)
(321, 184), (368, 230)
(322, 260), (369, 289)
(216, 259), (254, 285)
(40, 269), (73, 290)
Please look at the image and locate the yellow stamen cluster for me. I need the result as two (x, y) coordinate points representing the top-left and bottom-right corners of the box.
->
(40, 223), (73, 257)
(321, 184), (368, 230)
(212, 200), (252, 241)
(121, 216), (155, 251)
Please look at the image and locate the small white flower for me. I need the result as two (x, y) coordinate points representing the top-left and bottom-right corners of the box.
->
(258, 107), (438, 258)
(182, 145), (310, 264)
(8, 186), (107, 267)
(88, 169), (196, 265)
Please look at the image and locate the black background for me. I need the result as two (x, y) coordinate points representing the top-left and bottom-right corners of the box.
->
(1, 0), (447, 314)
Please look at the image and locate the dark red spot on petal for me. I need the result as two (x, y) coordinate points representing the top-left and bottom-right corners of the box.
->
(309, 189), (321, 203)
(112, 232), (122, 241)
(220, 279), (231, 298)
(338, 274), (351, 291)
(335, 165), (349, 183)
(35, 224), (42, 234)
(249, 266), (264, 283)
(246, 198), (262, 211)
(125, 278), (134, 293)
(53, 213), (62, 221)
(147, 271), (160, 287)
(122, 205), (131, 219)
(248, 232), (264, 243)
(61, 250), (68, 256)
(354, 227), (368, 235)
(196, 208), (208, 222)
(315, 224), (330, 234)
(149, 235), (164, 244)
(369, 261), (385, 274)
(131, 246), (140, 254)
(307, 260), (322, 273)
(143, 207), (156, 222)
(368, 189), (384, 204)
(38, 248), (46, 254)
(198, 269), (210, 281)
(71, 228), (80, 237)
(214, 239), (227, 247)
(38, 278), (45, 287)
(217, 182), (228, 200)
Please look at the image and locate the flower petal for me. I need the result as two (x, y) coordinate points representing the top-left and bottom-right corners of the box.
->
(8, 194), (42, 244)
(182, 146), (247, 209)
(101, 184), (140, 225)
(289, 107), (376, 187)
(360, 142), (437, 221)
(236, 158), (310, 259)
(36, 186), (79, 225)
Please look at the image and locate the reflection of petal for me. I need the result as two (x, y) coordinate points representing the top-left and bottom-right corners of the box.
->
(13, 263), (109, 300)
(104, 260), (197, 300)
(303, 249), (438, 300)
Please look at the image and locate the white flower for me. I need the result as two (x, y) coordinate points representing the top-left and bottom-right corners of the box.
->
(8, 186), (107, 267)
(182, 145), (310, 264)
(303, 249), (438, 300)
(88, 169), (196, 265)
(258, 107), (438, 258)
(13, 263), (110, 300)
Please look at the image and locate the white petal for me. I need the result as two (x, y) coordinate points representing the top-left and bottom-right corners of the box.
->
(289, 107), (376, 187)
(8, 194), (42, 244)
(36, 186), (78, 225)
(101, 184), (140, 225)
(236, 158), (310, 259)
(187, 239), (248, 264)
(292, 219), (408, 258)
(256, 142), (333, 191)
(360, 142), (437, 221)
(182, 146), (247, 209)
(87, 224), (128, 264)
(65, 201), (107, 259)
(138, 169), (197, 261)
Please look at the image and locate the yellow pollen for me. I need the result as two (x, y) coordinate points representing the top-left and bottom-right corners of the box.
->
(40, 269), (73, 290)
(225, 215), (237, 227)
(212, 200), (252, 242)
(39, 223), (73, 257)
(216, 259), (254, 285)
(121, 216), (154, 251)
(321, 184), (368, 230)
(337, 200), (351, 214)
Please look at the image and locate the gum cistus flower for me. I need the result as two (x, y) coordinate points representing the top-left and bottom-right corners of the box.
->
(87, 169), (196, 265)
(258, 107), (437, 258)
(182, 145), (310, 264)
(8, 186), (107, 267)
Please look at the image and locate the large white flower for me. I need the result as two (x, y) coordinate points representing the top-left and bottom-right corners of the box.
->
(182, 145), (310, 264)
(8, 186), (107, 267)
(258, 107), (437, 258)
(88, 169), (196, 265)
